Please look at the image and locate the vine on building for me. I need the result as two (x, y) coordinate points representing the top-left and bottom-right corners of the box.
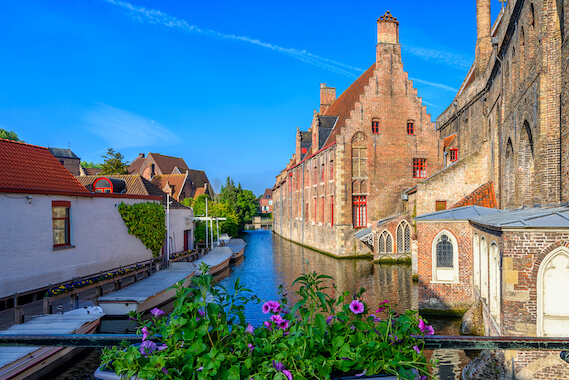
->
(118, 202), (165, 257)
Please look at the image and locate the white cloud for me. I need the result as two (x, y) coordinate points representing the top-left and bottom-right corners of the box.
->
(402, 45), (472, 70)
(103, 0), (362, 78)
(84, 102), (180, 149)
(410, 77), (458, 93)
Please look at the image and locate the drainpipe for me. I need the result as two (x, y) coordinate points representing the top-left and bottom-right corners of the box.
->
(493, 36), (504, 208)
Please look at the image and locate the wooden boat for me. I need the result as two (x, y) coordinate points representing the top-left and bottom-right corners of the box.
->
(193, 246), (233, 276)
(97, 262), (196, 316)
(225, 238), (247, 261)
(0, 306), (104, 380)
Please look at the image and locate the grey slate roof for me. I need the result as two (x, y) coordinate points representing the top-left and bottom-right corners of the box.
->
(47, 147), (79, 159)
(414, 205), (502, 222)
(318, 116), (337, 150)
(377, 212), (408, 227)
(470, 206), (569, 228)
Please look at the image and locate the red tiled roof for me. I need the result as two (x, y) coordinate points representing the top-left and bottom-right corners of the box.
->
(194, 187), (206, 198)
(151, 174), (187, 200)
(148, 153), (189, 174)
(82, 167), (102, 176)
(322, 63), (376, 146)
(450, 181), (498, 209)
(0, 138), (90, 194)
(443, 134), (457, 148)
(128, 155), (145, 174)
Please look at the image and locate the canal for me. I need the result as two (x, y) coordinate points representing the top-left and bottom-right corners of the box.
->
(42, 230), (471, 379)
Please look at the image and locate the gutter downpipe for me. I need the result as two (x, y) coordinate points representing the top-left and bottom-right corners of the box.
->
(493, 36), (504, 209)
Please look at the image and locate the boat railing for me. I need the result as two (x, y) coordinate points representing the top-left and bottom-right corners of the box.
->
(0, 334), (568, 362)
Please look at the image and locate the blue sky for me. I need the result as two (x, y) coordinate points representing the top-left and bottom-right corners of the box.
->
(0, 1), (503, 195)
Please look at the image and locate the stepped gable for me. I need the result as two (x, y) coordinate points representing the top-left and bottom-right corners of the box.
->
(450, 181), (497, 209)
(322, 63), (376, 146)
(151, 174), (186, 199)
(150, 153), (189, 174)
(0, 138), (89, 194)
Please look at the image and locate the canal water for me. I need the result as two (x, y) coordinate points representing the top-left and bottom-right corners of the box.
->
(42, 230), (470, 379)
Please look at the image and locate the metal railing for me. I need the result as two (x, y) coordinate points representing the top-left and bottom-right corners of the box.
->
(0, 334), (568, 360)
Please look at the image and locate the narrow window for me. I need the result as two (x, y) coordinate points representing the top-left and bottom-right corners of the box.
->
(396, 221), (411, 253)
(378, 231), (393, 254)
(321, 197), (325, 224)
(413, 158), (427, 178)
(314, 164), (318, 184)
(52, 201), (71, 247)
(352, 196), (367, 228)
(314, 198), (317, 223)
(407, 122), (415, 135)
(436, 201), (447, 211)
(330, 196), (334, 227)
(330, 162), (334, 180)
(321, 164), (325, 183)
(449, 149), (458, 162)
(372, 120), (380, 134)
(305, 203), (309, 225)
(436, 235), (453, 268)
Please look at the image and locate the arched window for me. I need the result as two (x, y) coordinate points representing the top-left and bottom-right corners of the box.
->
(432, 231), (459, 282)
(378, 231), (393, 254)
(504, 138), (515, 207)
(538, 248), (569, 336)
(519, 121), (535, 205)
(530, 3), (535, 28)
(396, 221), (411, 253)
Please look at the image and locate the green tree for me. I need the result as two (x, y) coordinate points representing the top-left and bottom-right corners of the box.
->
(81, 161), (103, 169)
(101, 148), (129, 175)
(0, 129), (23, 142)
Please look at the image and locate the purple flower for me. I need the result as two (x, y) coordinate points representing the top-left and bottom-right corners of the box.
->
(349, 300), (364, 314)
(158, 344), (167, 351)
(248, 343), (255, 352)
(419, 319), (435, 335)
(245, 323), (255, 334)
(426, 325), (435, 335)
(270, 314), (284, 324)
(150, 308), (165, 318)
(355, 369), (367, 377)
(262, 301), (281, 314)
(141, 326), (150, 341)
(376, 300), (389, 313)
(272, 361), (285, 372)
(279, 320), (290, 330)
(326, 315), (334, 325)
(139, 340), (156, 356)
(282, 369), (293, 380)
(372, 314), (381, 323)
(413, 345), (420, 354)
(161, 367), (169, 375)
(198, 309), (205, 317)
(264, 321), (273, 331)
(197, 366), (203, 371)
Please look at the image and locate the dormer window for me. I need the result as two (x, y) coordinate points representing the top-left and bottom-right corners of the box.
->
(372, 120), (379, 134)
(407, 121), (415, 135)
(449, 149), (458, 162)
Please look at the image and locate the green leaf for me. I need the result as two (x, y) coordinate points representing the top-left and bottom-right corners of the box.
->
(332, 336), (344, 349)
(315, 313), (327, 333)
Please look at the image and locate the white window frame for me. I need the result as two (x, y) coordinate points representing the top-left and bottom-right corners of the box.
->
(431, 230), (459, 284)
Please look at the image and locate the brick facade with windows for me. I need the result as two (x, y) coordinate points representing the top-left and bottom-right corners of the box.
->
(272, 11), (441, 257)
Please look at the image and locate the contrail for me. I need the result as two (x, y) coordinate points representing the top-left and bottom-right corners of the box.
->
(102, 0), (360, 78)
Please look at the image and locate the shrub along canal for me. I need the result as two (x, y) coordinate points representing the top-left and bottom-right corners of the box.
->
(42, 230), (471, 379)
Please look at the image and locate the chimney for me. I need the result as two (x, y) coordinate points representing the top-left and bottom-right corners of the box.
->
(376, 11), (399, 62)
(138, 153), (145, 158)
(319, 83), (336, 114)
(475, 0), (492, 77)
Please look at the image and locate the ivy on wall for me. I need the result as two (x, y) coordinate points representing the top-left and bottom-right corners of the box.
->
(118, 202), (165, 257)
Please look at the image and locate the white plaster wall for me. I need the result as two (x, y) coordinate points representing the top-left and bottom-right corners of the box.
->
(0, 194), (155, 298)
(167, 207), (194, 253)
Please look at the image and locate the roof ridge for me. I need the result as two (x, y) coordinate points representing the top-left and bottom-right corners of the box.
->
(0, 137), (45, 150)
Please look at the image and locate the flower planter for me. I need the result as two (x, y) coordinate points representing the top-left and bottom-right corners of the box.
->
(94, 366), (398, 380)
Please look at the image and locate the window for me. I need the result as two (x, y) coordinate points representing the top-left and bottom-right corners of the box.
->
(432, 232), (459, 282)
(407, 122), (414, 135)
(413, 158), (427, 178)
(330, 162), (334, 180)
(436, 201), (447, 211)
(378, 231), (393, 254)
(93, 178), (112, 193)
(352, 147), (367, 178)
(52, 201), (71, 247)
(352, 196), (367, 228)
(321, 164), (325, 183)
(314, 163), (318, 184)
(330, 196), (334, 227)
(372, 120), (379, 134)
(396, 221), (411, 253)
(321, 197), (325, 224)
(449, 149), (458, 162)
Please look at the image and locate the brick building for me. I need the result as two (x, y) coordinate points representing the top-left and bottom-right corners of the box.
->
(259, 188), (273, 213)
(47, 147), (81, 176)
(272, 11), (441, 257)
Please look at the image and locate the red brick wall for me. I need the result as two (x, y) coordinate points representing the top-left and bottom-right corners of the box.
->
(417, 221), (474, 312)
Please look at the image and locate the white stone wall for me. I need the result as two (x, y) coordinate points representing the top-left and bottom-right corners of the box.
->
(0, 193), (156, 298)
(167, 207), (194, 254)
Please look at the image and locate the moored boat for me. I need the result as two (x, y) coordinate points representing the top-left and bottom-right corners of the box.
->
(0, 306), (104, 380)
(225, 238), (247, 261)
(193, 246), (233, 276)
(97, 262), (196, 316)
